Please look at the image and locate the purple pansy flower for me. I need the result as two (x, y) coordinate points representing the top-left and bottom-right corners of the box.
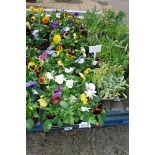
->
(39, 52), (47, 61)
(74, 12), (79, 16)
(45, 47), (56, 56)
(70, 20), (74, 24)
(54, 85), (61, 97)
(51, 21), (59, 28)
(26, 81), (38, 88)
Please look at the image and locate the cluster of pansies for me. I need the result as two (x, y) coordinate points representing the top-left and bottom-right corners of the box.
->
(26, 6), (105, 131)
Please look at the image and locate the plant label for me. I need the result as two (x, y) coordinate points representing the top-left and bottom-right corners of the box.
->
(89, 45), (102, 53)
(64, 127), (73, 131)
(79, 122), (91, 128)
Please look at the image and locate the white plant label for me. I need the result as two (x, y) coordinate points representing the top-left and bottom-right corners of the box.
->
(64, 127), (73, 131)
(79, 122), (91, 128)
(89, 45), (102, 53)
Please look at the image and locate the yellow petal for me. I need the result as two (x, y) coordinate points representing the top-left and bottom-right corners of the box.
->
(84, 68), (91, 74)
(73, 33), (77, 40)
(38, 99), (48, 107)
(29, 6), (35, 12)
(37, 7), (43, 12)
(80, 93), (88, 105)
(53, 34), (61, 44)
(79, 73), (86, 81)
(28, 62), (35, 70)
(57, 60), (64, 67)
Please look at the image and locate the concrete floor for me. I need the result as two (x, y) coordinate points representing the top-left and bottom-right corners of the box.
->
(27, 125), (129, 155)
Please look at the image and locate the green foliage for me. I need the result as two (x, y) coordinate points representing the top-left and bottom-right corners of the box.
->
(42, 120), (52, 132)
(26, 118), (34, 129)
(83, 9), (129, 69)
(92, 62), (128, 99)
(98, 74), (128, 99)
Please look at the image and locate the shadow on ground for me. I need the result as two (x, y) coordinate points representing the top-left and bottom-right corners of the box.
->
(27, 125), (129, 155)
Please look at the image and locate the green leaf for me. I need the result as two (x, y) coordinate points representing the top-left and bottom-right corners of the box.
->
(97, 114), (104, 125)
(88, 116), (97, 125)
(26, 119), (34, 129)
(92, 96), (100, 103)
(60, 101), (69, 109)
(42, 120), (52, 132)
(57, 120), (63, 127)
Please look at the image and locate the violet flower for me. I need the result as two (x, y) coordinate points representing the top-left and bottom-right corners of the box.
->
(26, 81), (38, 88)
(74, 12), (79, 16)
(51, 21), (59, 28)
(70, 20), (74, 24)
(45, 48), (56, 56)
(54, 85), (61, 97)
(39, 52), (47, 61)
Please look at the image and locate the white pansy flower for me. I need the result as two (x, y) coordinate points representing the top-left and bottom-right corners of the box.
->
(81, 47), (86, 57)
(65, 67), (74, 73)
(84, 90), (96, 99)
(32, 30), (39, 39)
(33, 89), (38, 95)
(81, 107), (91, 112)
(86, 83), (96, 91)
(85, 83), (97, 99)
(63, 27), (70, 32)
(45, 72), (54, 80)
(69, 95), (77, 103)
(92, 60), (98, 66)
(55, 74), (65, 84)
(66, 80), (74, 89)
(56, 12), (61, 18)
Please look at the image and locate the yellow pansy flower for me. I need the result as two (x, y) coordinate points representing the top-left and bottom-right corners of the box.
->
(73, 33), (77, 40)
(81, 93), (88, 105)
(79, 72), (86, 81)
(66, 51), (73, 59)
(53, 34), (61, 44)
(55, 46), (63, 57)
(37, 7), (43, 12)
(31, 16), (36, 23)
(56, 45), (63, 51)
(38, 98), (48, 107)
(84, 68), (91, 74)
(29, 6), (35, 12)
(76, 19), (81, 24)
(55, 50), (62, 57)
(63, 11), (68, 18)
(42, 16), (49, 24)
(57, 60), (64, 67)
(28, 62), (35, 70)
